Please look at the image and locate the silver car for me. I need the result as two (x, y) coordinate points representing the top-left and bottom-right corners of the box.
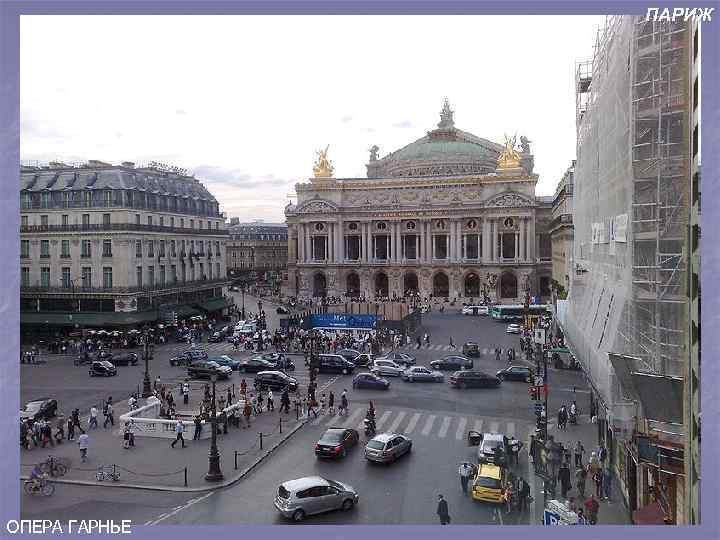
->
(371, 359), (405, 377)
(402, 366), (444, 383)
(365, 433), (413, 464)
(274, 476), (358, 522)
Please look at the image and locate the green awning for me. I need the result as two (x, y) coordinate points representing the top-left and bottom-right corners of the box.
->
(547, 347), (571, 353)
(21, 310), (159, 328)
(202, 297), (233, 312)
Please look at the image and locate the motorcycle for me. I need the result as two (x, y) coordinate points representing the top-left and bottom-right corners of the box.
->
(364, 418), (376, 437)
(23, 477), (54, 496)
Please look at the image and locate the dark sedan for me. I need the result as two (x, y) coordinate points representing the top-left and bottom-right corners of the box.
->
(462, 342), (480, 358)
(315, 427), (360, 459)
(449, 370), (501, 389)
(377, 352), (416, 367)
(238, 357), (277, 373)
(352, 372), (390, 390)
(170, 349), (209, 366)
(20, 398), (58, 422)
(496, 365), (534, 382)
(111, 352), (139, 366)
(336, 349), (361, 363)
(89, 360), (117, 377)
(254, 371), (298, 392)
(255, 353), (296, 371)
(430, 355), (473, 371)
(187, 361), (233, 380)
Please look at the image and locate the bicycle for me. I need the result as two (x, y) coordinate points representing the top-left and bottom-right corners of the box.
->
(39, 456), (68, 477)
(23, 477), (55, 496)
(96, 465), (120, 482)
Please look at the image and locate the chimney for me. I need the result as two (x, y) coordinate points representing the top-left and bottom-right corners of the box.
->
(122, 161), (135, 169)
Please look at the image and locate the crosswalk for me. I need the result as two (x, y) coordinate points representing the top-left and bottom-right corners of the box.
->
(306, 407), (534, 442)
(395, 344), (511, 355)
(164, 342), (243, 355)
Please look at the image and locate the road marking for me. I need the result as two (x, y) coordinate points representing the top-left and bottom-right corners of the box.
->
(437, 416), (452, 438)
(339, 408), (363, 429)
(145, 491), (216, 526)
(455, 417), (467, 440)
(421, 415), (436, 436)
(387, 411), (407, 433)
(472, 419), (483, 433)
(375, 411), (392, 430)
(506, 422), (515, 437)
(404, 413), (421, 435)
(489, 421), (500, 433)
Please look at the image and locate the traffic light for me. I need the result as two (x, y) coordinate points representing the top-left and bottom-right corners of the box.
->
(529, 386), (539, 400)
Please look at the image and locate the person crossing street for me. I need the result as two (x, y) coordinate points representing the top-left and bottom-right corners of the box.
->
(170, 418), (186, 448)
(458, 462), (475, 494)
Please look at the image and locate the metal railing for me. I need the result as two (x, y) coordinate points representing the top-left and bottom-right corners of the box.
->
(21, 277), (231, 295)
(20, 200), (222, 218)
(21, 223), (228, 236)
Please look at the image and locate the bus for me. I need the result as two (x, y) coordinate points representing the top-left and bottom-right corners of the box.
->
(490, 304), (551, 322)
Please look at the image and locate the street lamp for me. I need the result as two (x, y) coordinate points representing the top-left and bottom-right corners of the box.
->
(241, 287), (246, 320)
(205, 368), (224, 482)
(141, 326), (153, 398)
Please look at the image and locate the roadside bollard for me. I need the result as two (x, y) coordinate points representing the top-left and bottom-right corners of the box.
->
(184, 467), (188, 487)
(279, 417), (282, 434)
(234, 451), (238, 470)
(259, 432), (263, 450)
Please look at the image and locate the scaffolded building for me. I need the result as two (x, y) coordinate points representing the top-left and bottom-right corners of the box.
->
(561, 15), (697, 524)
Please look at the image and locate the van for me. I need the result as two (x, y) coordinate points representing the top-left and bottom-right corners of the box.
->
(471, 464), (506, 503)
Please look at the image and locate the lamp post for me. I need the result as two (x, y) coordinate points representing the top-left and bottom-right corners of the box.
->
(141, 326), (153, 398)
(241, 287), (246, 320)
(205, 368), (224, 482)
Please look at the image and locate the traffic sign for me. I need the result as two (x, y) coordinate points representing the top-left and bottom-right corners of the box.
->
(535, 403), (544, 412)
(543, 510), (561, 525)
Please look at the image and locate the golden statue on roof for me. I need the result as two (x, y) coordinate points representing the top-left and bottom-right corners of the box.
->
(497, 134), (522, 169)
(313, 145), (335, 178)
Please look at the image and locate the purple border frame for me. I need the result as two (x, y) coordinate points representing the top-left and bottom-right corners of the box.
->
(1, 1), (717, 538)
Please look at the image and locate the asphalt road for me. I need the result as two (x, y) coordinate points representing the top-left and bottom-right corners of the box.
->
(22, 307), (588, 525)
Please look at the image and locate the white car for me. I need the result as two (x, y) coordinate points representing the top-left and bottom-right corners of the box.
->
(371, 360), (405, 377)
(506, 324), (522, 334)
(401, 366), (444, 383)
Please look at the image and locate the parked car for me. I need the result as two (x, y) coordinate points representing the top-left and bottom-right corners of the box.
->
(352, 353), (374, 367)
(462, 342), (480, 357)
(370, 359), (405, 377)
(187, 360), (232, 380)
(274, 476), (358, 522)
(237, 357), (277, 373)
(364, 433), (412, 464)
(449, 370), (501, 389)
(254, 371), (298, 392)
(506, 323), (522, 334)
(430, 355), (473, 371)
(111, 352), (139, 366)
(20, 398), (58, 422)
(169, 349), (208, 366)
(315, 427), (360, 459)
(208, 355), (241, 371)
(496, 365), (534, 382)
(317, 354), (355, 375)
(336, 349), (361, 363)
(276, 306), (290, 315)
(376, 352), (416, 367)
(352, 372), (390, 390)
(402, 366), (444, 383)
(89, 360), (117, 377)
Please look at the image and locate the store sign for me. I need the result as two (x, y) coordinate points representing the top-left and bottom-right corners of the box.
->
(115, 298), (138, 312)
(543, 510), (561, 526)
(309, 314), (378, 329)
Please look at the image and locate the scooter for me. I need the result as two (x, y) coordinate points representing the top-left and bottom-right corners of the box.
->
(364, 415), (376, 437)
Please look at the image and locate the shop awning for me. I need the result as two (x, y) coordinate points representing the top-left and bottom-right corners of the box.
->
(21, 310), (158, 327)
(632, 501), (668, 525)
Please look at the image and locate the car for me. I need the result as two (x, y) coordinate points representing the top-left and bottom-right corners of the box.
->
(496, 365), (534, 383)
(376, 352), (416, 367)
(238, 326), (256, 336)
(254, 371), (298, 392)
(471, 463), (507, 503)
(237, 357), (277, 373)
(111, 352), (139, 366)
(352, 372), (390, 390)
(314, 427), (360, 459)
(449, 370), (502, 389)
(317, 354), (355, 375)
(336, 349), (362, 363)
(274, 476), (358, 522)
(20, 398), (58, 422)
(462, 342), (480, 357)
(430, 355), (473, 371)
(370, 359), (405, 377)
(506, 323), (522, 334)
(89, 360), (117, 377)
(461, 305), (488, 316)
(92, 350), (114, 361)
(364, 433), (412, 464)
(169, 349), (209, 366)
(208, 331), (224, 343)
(402, 366), (444, 383)
(276, 306), (290, 315)
(208, 355), (241, 370)
(473, 433), (510, 466)
(351, 353), (374, 367)
(187, 360), (233, 380)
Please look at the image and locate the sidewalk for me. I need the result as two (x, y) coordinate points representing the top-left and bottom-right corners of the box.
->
(20, 389), (308, 491)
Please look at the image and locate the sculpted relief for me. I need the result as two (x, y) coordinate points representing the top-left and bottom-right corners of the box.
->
(299, 199), (338, 214)
(484, 192), (534, 208)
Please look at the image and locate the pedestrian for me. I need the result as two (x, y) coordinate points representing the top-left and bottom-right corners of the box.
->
(574, 440), (585, 468)
(281, 390), (290, 414)
(154, 376), (161, 391)
(328, 391), (335, 415)
(227, 386), (233, 404)
(458, 462), (474, 494)
(340, 389), (348, 416)
(77, 429), (89, 462)
(267, 390), (274, 412)
(89, 406), (98, 430)
(416, 335), (422, 350)
(575, 465), (587, 498)
(436, 494), (451, 525)
(193, 415), (203, 440)
(424, 332), (431, 348)
(240, 379), (247, 395)
(449, 336), (455, 349)
(243, 400), (252, 428)
(67, 417), (75, 441)
(602, 466), (612, 501)
(593, 465), (604, 498)
(182, 381), (190, 405)
(320, 393), (326, 415)
(256, 392), (264, 414)
(519, 478), (531, 512)
(306, 396), (318, 419)
(598, 445), (607, 465)
(170, 418), (186, 448)
(103, 402), (114, 428)
(218, 394), (226, 412)
(529, 434), (537, 464)
(558, 461), (572, 499)
(584, 494), (600, 525)
(71, 408), (81, 430)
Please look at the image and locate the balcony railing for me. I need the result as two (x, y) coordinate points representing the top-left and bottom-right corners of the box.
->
(20, 276), (230, 295)
(20, 199), (223, 218)
(21, 223), (229, 236)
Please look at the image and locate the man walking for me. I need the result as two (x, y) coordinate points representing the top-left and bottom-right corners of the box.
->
(171, 418), (186, 448)
(267, 390), (274, 412)
(77, 430), (89, 463)
(458, 462), (475, 494)
(575, 464), (587, 498)
(193, 415), (202, 440)
(281, 389), (290, 414)
(574, 440), (585, 468)
(602, 466), (612, 501)
(182, 382), (190, 405)
(436, 494), (451, 525)
(103, 402), (114, 429)
(89, 406), (98, 430)
(518, 478), (531, 512)
(558, 461), (572, 499)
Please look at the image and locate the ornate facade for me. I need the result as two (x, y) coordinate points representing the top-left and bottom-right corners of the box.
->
(284, 102), (553, 302)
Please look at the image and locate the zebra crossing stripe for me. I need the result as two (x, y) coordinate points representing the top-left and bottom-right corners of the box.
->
(340, 408), (364, 429)
(489, 421), (500, 433)
(437, 417), (452, 438)
(455, 417), (467, 440)
(421, 415), (436, 436)
(375, 411), (392, 431)
(404, 413), (421, 435)
(506, 422), (515, 437)
(472, 419), (483, 433)
(387, 411), (407, 434)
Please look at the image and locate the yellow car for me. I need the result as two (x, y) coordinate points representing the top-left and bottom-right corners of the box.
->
(471, 463), (506, 503)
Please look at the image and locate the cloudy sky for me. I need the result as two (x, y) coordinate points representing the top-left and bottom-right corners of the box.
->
(21, 15), (605, 222)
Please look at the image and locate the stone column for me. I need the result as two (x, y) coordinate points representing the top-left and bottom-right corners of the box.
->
(361, 223), (367, 263)
(492, 219), (499, 261)
(428, 222), (433, 262)
(336, 219), (343, 263)
(519, 218), (526, 262)
(528, 216), (536, 262)
(457, 222), (463, 262)
(449, 221), (455, 261)
(481, 219), (489, 263)
(299, 223), (305, 262)
(515, 230), (520, 262)
(328, 224), (333, 262)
